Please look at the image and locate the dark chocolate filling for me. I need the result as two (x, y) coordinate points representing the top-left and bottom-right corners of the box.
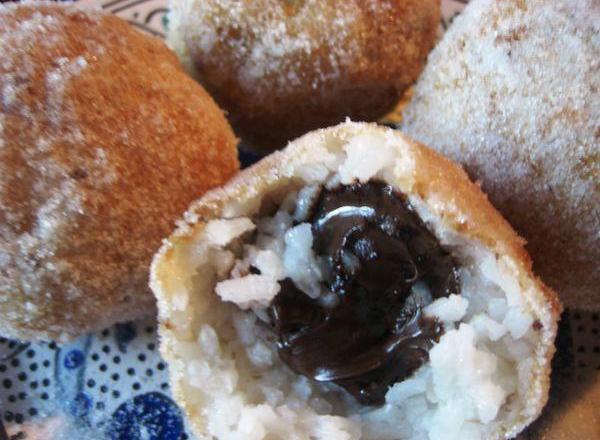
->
(268, 181), (460, 406)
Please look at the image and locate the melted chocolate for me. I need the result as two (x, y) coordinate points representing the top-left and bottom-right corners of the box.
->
(268, 182), (460, 406)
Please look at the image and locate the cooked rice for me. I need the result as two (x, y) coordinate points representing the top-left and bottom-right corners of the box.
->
(158, 131), (546, 440)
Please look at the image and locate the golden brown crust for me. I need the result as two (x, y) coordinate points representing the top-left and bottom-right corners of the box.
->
(402, 0), (599, 310)
(152, 121), (561, 439)
(169, 0), (440, 152)
(0, 3), (239, 341)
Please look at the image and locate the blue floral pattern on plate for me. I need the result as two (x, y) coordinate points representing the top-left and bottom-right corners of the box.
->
(0, 320), (189, 439)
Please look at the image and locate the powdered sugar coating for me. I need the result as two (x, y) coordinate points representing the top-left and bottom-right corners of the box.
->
(169, 0), (440, 151)
(403, 0), (599, 309)
(0, 3), (238, 341)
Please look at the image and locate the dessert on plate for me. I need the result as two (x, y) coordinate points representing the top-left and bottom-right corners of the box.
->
(0, 2), (239, 342)
(403, 0), (600, 310)
(168, 0), (440, 152)
(151, 122), (560, 440)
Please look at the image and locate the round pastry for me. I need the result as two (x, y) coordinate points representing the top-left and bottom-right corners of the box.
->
(168, 0), (440, 152)
(402, 0), (599, 310)
(151, 122), (560, 440)
(0, 3), (239, 342)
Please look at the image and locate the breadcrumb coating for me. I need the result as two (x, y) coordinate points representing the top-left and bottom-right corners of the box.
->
(169, 0), (440, 152)
(0, 3), (239, 341)
(403, 0), (599, 310)
(151, 122), (560, 440)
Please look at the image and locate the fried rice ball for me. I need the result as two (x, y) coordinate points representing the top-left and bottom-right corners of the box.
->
(402, 0), (599, 310)
(0, 3), (239, 342)
(168, 0), (441, 152)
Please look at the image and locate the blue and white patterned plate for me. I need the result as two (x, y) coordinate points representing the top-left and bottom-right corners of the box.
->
(0, 320), (189, 439)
